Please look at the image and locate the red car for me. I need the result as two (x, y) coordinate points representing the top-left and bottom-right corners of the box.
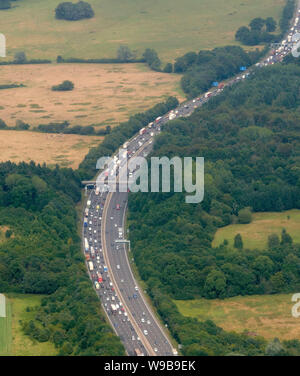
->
(116, 204), (120, 210)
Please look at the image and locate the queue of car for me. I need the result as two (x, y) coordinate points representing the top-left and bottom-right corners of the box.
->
(82, 5), (300, 355)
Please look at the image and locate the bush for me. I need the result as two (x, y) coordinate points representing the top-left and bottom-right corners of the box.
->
(117, 45), (135, 62)
(0, 118), (7, 129)
(143, 48), (161, 71)
(55, 1), (94, 21)
(0, 0), (11, 10)
(234, 234), (243, 250)
(238, 208), (252, 224)
(163, 63), (173, 73)
(15, 119), (30, 130)
(52, 80), (74, 91)
(14, 51), (27, 64)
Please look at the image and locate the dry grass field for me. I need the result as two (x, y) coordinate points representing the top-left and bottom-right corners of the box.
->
(0, 63), (183, 128)
(0, 130), (104, 168)
(175, 293), (300, 341)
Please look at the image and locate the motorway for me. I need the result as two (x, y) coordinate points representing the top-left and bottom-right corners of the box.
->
(82, 1), (300, 357)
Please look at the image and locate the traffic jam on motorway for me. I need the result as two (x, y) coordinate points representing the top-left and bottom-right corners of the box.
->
(82, 3), (300, 357)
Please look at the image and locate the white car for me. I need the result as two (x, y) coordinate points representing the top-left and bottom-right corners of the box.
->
(135, 286), (139, 291)
(141, 318), (145, 323)
(132, 336), (135, 341)
(147, 320), (151, 325)
(154, 347), (158, 352)
(143, 330), (148, 336)
(117, 265), (120, 270)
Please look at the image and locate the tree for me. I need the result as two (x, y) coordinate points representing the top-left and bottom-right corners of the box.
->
(204, 269), (227, 298)
(55, 1), (94, 21)
(238, 208), (252, 224)
(265, 17), (277, 32)
(265, 338), (285, 356)
(253, 256), (274, 279)
(15, 119), (30, 130)
(14, 51), (27, 64)
(235, 26), (251, 43)
(163, 63), (173, 73)
(234, 234), (243, 250)
(5, 229), (12, 238)
(143, 48), (161, 71)
(268, 234), (280, 249)
(52, 80), (74, 91)
(0, 119), (7, 129)
(281, 228), (293, 245)
(0, 0), (11, 10)
(249, 17), (265, 32)
(117, 45), (134, 62)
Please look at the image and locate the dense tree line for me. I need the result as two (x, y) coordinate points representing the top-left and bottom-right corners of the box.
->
(0, 162), (124, 355)
(0, 119), (111, 136)
(128, 62), (300, 300)
(235, 17), (278, 46)
(280, 0), (296, 32)
(235, 0), (295, 46)
(126, 61), (300, 354)
(173, 46), (265, 98)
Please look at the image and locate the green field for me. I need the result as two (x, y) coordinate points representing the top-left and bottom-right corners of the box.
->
(0, 294), (57, 356)
(0, 296), (12, 355)
(213, 209), (300, 250)
(175, 293), (300, 340)
(1, 0), (285, 62)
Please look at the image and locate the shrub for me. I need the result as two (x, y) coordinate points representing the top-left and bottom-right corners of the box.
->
(0, 118), (7, 129)
(163, 63), (173, 73)
(143, 48), (161, 71)
(14, 51), (27, 64)
(238, 208), (252, 224)
(55, 1), (94, 21)
(15, 119), (30, 130)
(117, 45), (135, 62)
(0, 0), (11, 10)
(234, 233), (243, 249)
(52, 80), (74, 91)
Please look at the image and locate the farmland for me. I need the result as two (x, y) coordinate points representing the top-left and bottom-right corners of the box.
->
(212, 210), (300, 250)
(175, 293), (300, 341)
(0, 130), (104, 168)
(0, 0), (285, 62)
(0, 63), (183, 128)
